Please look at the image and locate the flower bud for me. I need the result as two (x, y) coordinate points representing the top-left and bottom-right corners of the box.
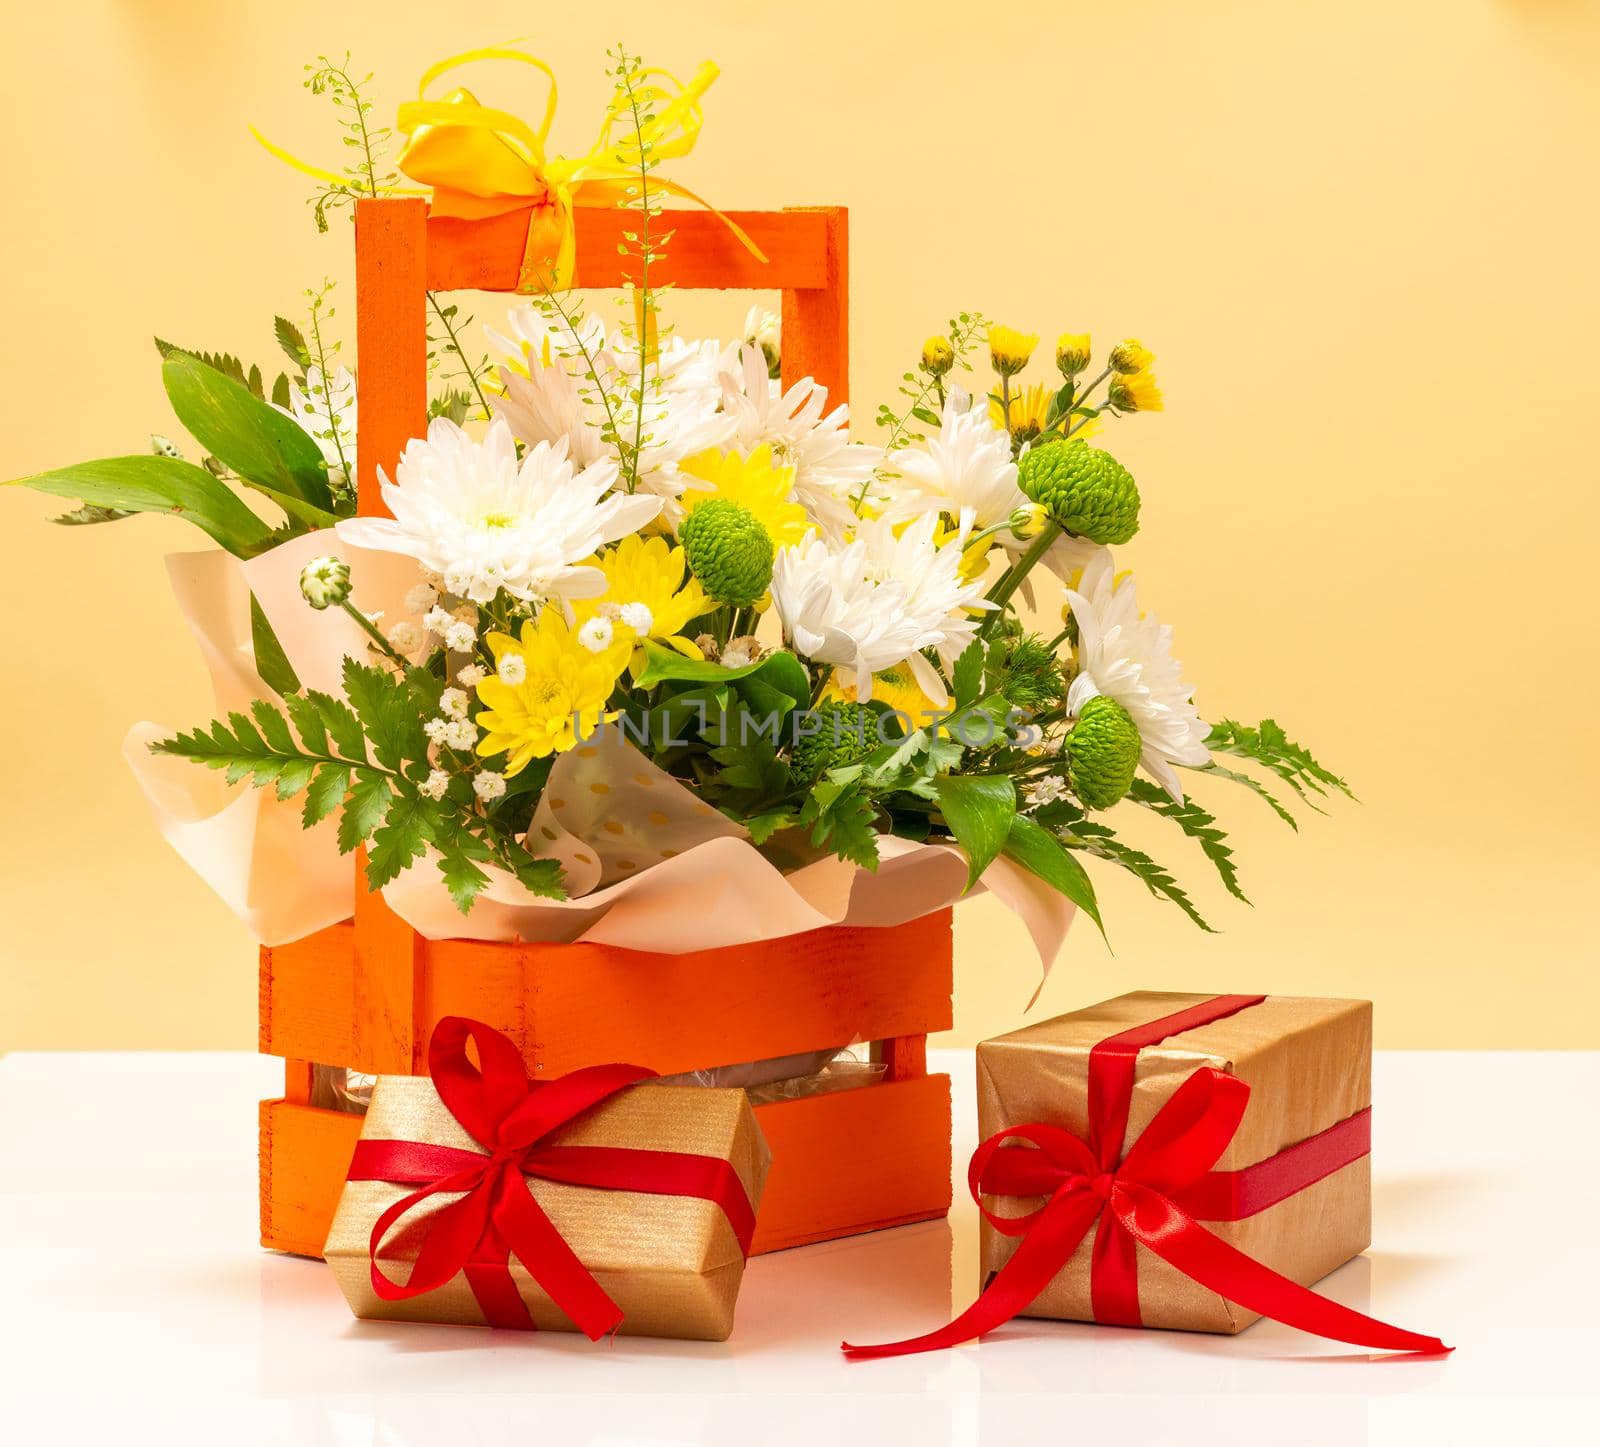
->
(920, 336), (955, 377)
(1108, 371), (1164, 413)
(988, 326), (1039, 378)
(150, 434), (183, 459)
(1055, 333), (1092, 377)
(1108, 338), (1154, 375)
(1008, 502), (1049, 539)
(299, 555), (352, 610)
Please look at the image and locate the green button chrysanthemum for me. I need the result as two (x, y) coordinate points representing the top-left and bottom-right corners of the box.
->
(299, 554), (352, 610)
(1066, 695), (1142, 809)
(792, 701), (877, 779)
(680, 498), (774, 607)
(1017, 439), (1141, 545)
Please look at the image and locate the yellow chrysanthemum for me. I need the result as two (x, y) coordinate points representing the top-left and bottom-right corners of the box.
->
(1055, 332), (1092, 376)
(988, 325), (1039, 378)
(990, 383), (1052, 443)
(822, 663), (951, 721)
(473, 610), (628, 775)
(1108, 338), (1154, 375)
(678, 444), (809, 550)
(573, 534), (708, 663)
(988, 385), (1100, 444)
(1108, 369), (1164, 413)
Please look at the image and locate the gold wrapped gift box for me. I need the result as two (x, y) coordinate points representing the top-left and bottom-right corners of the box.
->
(325, 1075), (770, 1341)
(978, 991), (1372, 1334)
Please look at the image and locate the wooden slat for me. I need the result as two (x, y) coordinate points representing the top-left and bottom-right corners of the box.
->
(262, 913), (953, 1083)
(259, 1074), (953, 1260)
(781, 206), (848, 402)
(425, 909), (954, 1078)
(751, 1074), (952, 1252)
(259, 1097), (364, 1258)
(425, 206), (832, 294)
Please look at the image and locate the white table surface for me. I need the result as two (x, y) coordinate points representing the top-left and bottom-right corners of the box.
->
(0, 1049), (1591, 1444)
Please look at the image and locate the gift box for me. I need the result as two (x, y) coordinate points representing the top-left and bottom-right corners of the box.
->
(324, 1018), (771, 1341)
(977, 991), (1370, 1334)
(843, 991), (1447, 1360)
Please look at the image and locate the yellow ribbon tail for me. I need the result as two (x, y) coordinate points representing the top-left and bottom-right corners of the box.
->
(249, 126), (428, 197)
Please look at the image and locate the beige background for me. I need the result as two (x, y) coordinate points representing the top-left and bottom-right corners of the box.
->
(2, 0), (1596, 1051)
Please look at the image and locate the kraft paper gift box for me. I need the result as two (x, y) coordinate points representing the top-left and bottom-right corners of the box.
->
(977, 991), (1372, 1334)
(325, 1053), (771, 1342)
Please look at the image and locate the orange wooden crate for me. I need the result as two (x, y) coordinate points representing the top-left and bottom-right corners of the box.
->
(257, 197), (955, 1258)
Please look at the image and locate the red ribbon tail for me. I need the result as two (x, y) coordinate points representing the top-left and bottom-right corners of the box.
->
(492, 1167), (624, 1342)
(843, 1191), (1101, 1360)
(1115, 1182), (1450, 1355)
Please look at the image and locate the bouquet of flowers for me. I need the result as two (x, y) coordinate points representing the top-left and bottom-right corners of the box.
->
(5, 49), (1346, 954)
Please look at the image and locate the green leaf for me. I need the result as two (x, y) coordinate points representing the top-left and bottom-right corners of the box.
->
(1193, 762), (1297, 829)
(1205, 718), (1352, 802)
(250, 594), (301, 698)
(798, 779), (880, 871)
(952, 641), (985, 708)
(270, 373), (292, 410)
(1002, 814), (1105, 937)
(934, 773), (1016, 890)
(155, 339), (263, 397)
(366, 791), (433, 889)
(161, 351), (332, 510)
(51, 502), (133, 526)
(306, 690), (366, 762)
(249, 698), (296, 754)
(337, 773), (393, 855)
(6, 455), (273, 556)
(1127, 780), (1247, 904)
(302, 764), (350, 827)
(342, 658), (426, 772)
(274, 315), (312, 370)
(429, 819), (494, 914)
(274, 758), (319, 801)
(743, 809), (796, 845)
(1066, 827), (1215, 932)
(634, 640), (810, 709)
(502, 841), (567, 899)
(242, 481), (342, 532)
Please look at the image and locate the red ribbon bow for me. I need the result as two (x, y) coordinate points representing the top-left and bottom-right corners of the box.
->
(844, 994), (1450, 1359)
(348, 1016), (757, 1338)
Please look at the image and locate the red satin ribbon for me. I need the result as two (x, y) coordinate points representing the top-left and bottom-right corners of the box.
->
(347, 1016), (757, 1338)
(843, 994), (1449, 1359)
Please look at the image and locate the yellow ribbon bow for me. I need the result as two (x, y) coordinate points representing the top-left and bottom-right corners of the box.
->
(257, 47), (763, 293)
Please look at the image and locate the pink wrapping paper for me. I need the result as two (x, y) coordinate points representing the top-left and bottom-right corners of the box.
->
(125, 537), (1076, 972)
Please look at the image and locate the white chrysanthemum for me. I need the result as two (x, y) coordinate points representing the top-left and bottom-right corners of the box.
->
(420, 769), (450, 801)
(275, 364), (356, 484)
(880, 389), (1032, 551)
(490, 306), (735, 519)
(742, 304), (779, 353)
(1064, 550), (1210, 801)
(336, 416), (662, 605)
(769, 514), (993, 703)
(719, 345), (883, 538)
